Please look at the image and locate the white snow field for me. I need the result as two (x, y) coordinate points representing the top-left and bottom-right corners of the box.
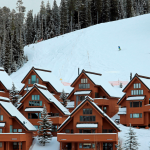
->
(10, 14), (150, 149)
(11, 14), (150, 90)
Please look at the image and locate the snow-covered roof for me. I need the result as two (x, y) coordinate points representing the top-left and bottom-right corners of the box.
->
(24, 87), (33, 91)
(37, 88), (70, 115)
(0, 123), (5, 127)
(34, 83), (47, 89)
(85, 73), (121, 97)
(118, 107), (126, 115)
(34, 69), (71, 93)
(0, 96), (10, 101)
(0, 101), (36, 131)
(74, 91), (91, 95)
(0, 69), (18, 90)
(66, 101), (74, 108)
(76, 123), (98, 128)
(138, 77), (150, 89)
(126, 96), (145, 101)
(25, 108), (43, 112)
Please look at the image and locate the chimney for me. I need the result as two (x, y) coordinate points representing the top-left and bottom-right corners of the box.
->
(130, 73), (132, 80)
(78, 68), (80, 75)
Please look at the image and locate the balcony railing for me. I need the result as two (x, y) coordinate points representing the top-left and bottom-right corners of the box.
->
(57, 133), (118, 142)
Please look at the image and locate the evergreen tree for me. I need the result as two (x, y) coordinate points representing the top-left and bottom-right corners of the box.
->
(38, 104), (53, 146)
(124, 125), (140, 150)
(60, 0), (68, 34)
(102, 0), (110, 22)
(116, 139), (123, 150)
(110, 0), (119, 21)
(9, 83), (18, 106)
(126, 0), (132, 18)
(60, 89), (68, 107)
(95, 0), (103, 24)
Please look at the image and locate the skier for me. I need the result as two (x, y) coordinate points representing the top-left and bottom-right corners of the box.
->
(118, 46), (121, 51)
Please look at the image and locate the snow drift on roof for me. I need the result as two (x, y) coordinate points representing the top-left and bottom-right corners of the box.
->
(0, 70), (18, 90)
(85, 73), (121, 97)
(76, 123), (98, 128)
(0, 101), (36, 131)
(0, 96), (10, 101)
(74, 91), (91, 95)
(25, 108), (43, 112)
(35, 69), (72, 93)
(126, 96), (145, 101)
(66, 101), (74, 108)
(37, 88), (70, 115)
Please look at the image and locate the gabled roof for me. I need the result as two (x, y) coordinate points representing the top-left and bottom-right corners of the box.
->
(0, 68), (18, 90)
(71, 70), (121, 98)
(19, 85), (70, 115)
(21, 67), (72, 93)
(123, 73), (150, 92)
(58, 96), (120, 132)
(0, 101), (36, 131)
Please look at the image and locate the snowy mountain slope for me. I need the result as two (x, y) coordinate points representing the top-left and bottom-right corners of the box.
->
(11, 14), (150, 89)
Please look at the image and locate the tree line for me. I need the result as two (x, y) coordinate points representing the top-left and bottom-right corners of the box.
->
(0, 0), (150, 74)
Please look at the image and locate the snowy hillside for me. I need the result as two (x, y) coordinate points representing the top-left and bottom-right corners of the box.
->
(11, 14), (150, 89)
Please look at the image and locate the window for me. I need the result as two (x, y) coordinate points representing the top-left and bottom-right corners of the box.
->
(65, 129), (70, 133)
(81, 78), (88, 83)
(13, 129), (17, 133)
(131, 90), (143, 95)
(130, 101), (142, 108)
(103, 143), (113, 149)
(10, 125), (13, 133)
(28, 79), (31, 84)
(80, 116), (95, 122)
(52, 125), (57, 132)
(92, 144), (95, 148)
(95, 93), (99, 98)
(79, 143), (82, 148)
(130, 114), (132, 118)
(34, 125), (39, 130)
(83, 143), (91, 148)
(108, 129), (113, 133)
(130, 102), (132, 107)
(18, 129), (22, 132)
(79, 84), (90, 89)
(83, 109), (92, 114)
(133, 102), (139, 107)
(134, 83), (141, 89)
(140, 113), (142, 118)
(102, 129), (107, 133)
(0, 115), (3, 121)
(79, 129), (82, 133)
(133, 113), (139, 118)
(36, 78), (39, 84)
(32, 95), (40, 100)
(103, 107), (107, 113)
(28, 113), (39, 119)
(13, 142), (22, 149)
(29, 101), (42, 106)
(0, 142), (2, 148)
(0, 129), (2, 133)
(31, 75), (36, 84)
(80, 96), (85, 101)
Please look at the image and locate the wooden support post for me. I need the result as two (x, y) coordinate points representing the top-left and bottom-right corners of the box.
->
(19, 142), (21, 150)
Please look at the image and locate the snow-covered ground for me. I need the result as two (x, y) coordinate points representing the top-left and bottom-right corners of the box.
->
(30, 137), (60, 150)
(11, 14), (150, 90)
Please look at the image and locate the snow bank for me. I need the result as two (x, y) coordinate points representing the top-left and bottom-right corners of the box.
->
(31, 137), (60, 150)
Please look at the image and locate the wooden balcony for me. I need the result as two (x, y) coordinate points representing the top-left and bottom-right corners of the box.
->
(57, 133), (118, 142)
(0, 133), (27, 141)
(93, 99), (109, 106)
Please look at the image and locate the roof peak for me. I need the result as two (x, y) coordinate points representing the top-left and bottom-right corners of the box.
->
(82, 69), (102, 76)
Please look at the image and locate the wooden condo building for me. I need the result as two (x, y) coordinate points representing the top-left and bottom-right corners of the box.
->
(0, 101), (36, 150)
(118, 73), (150, 128)
(57, 96), (120, 150)
(18, 84), (70, 136)
(67, 70), (121, 118)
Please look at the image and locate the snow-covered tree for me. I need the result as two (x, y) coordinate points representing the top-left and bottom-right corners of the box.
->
(9, 83), (18, 106)
(38, 104), (53, 146)
(116, 138), (123, 150)
(60, 89), (68, 107)
(124, 125), (140, 150)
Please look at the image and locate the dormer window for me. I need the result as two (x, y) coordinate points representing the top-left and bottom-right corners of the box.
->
(134, 83), (141, 88)
(28, 75), (39, 84)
